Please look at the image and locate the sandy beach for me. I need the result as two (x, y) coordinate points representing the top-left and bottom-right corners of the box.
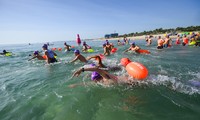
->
(98, 34), (177, 41)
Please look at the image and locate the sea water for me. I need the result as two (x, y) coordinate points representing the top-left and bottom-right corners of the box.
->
(0, 40), (200, 120)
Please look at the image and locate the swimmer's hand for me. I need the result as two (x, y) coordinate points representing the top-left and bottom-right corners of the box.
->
(65, 61), (70, 64)
(72, 69), (82, 77)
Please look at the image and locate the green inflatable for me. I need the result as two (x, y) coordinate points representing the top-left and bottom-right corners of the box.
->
(189, 41), (196, 46)
(5, 52), (12, 56)
(87, 49), (94, 52)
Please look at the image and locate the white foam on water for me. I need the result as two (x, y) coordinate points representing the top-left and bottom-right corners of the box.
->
(188, 71), (200, 79)
(54, 91), (63, 98)
(146, 74), (200, 95)
(0, 83), (6, 91)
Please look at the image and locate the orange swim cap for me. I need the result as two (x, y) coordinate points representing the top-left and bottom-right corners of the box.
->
(120, 58), (132, 67)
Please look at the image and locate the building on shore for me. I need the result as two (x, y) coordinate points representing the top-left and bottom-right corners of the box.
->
(105, 33), (118, 38)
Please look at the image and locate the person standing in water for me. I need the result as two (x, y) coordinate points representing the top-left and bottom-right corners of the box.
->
(157, 36), (164, 49)
(182, 35), (189, 46)
(117, 40), (122, 46)
(42, 44), (57, 64)
(146, 36), (152, 46)
(175, 35), (181, 45)
(103, 43), (110, 56)
(105, 41), (113, 51)
(163, 35), (172, 48)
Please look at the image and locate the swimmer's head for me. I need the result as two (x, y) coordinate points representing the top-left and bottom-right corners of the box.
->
(120, 58), (132, 67)
(42, 44), (48, 49)
(64, 42), (67, 45)
(131, 42), (135, 46)
(3, 50), (6, 53)
(103, 43), (106, 47)
(91, 72), (102, 81)
(106, 41), (109, 45)
(83, 41), (86, 45)
(34, 51), (39, 55)
(90, 63), (96, 67)
(74, 49), (80, 54)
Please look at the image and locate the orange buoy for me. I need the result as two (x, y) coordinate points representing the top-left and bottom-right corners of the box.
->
(58, 48), (62, 51)
(126, 62), (148, 80)
(51, 48), (56, 51)
(43, 55), (47, 60)
(121, 58), (148, 80)
(137, 49), (150, 54)
(71, 46), (75, 48)
(120, 58), (131, 67)
(111, 48), (118, 53)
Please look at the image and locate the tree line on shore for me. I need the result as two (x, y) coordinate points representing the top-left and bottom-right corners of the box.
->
(118, 25), (200, 37)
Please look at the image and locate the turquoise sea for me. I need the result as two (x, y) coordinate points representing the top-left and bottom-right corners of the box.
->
(0, 40), (200, 120)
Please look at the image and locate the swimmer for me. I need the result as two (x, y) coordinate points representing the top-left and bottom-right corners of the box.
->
(157, 36), (164, 49)
(70, 50), (88, 63)
(123, 37), (129, 44)
(103, 43), (110, 56)
(146, 36), (152, 46)
(124, 42), (141, 53)
(82, 41), (90, 52)
(0, 50), (11, 55)
(117, 40), (122, 46)
(105, 41), (113, 51)
(42, 44), (57, 64)
(182, 35), (189, 46)
(28, 51), (45, 61)
(163, 35), (172, 48)
(175, 35), (181, 45)
(87, 55), (107, 68)
(195, 33), (200, 46)
(64, 42), (71, 51)
(69, 58), (146, 88)
(72, 67), (131, 86)
(87, 55), (122, 71)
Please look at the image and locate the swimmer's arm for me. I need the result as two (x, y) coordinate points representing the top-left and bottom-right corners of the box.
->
(45, 52), (50, 64)
(72, 67), (111, 80)
(134, 46), (140, 51)
(86, 56), (94, 60)
(124, 48), (131, 52)
(103, 48), (107, 55)
(70, 56), (79, 63)
(72, 67), (103, 77)
(28, 56), (36, 61)
(68, 82), (89, 88)
(86, 55), (97, 60)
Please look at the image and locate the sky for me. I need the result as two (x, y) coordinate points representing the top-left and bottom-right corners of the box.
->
(0, 0), (200, 44)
